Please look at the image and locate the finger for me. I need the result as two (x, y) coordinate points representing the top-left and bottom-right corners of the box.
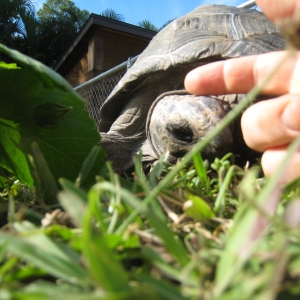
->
(184, 51), (300, 95)
(256, 0), (300, 22)
(241, 94), (300, 152)
(262, 147), (300, 183)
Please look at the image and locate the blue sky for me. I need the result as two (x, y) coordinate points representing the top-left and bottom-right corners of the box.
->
(32, 0), (253, 28)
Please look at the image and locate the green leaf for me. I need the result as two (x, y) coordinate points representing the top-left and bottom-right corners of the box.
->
(58, 178), (88, 227)
(0, 44), (105, 187)
(76, 146), (102, 187)
(0, 120), (34, 186)
(31, 103), (72, 128)
(0, 61), (20, 69)
(30, 141), (59, 204)
(182, 192), (215, 221)
(193, 152), (210, 193)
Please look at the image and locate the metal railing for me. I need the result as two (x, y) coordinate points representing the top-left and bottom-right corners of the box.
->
(75, 1), (256, 127)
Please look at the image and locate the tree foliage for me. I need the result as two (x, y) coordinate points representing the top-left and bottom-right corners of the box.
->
(37, 18), (80, 67)
(0, 0), (90, 67)
(137, 20), (159, 32)
(100, 8), (124, 21)
(36, 0), (90, 67)
(0, 0), (36, 53)
(138, 18), (176, 32)
(37, 0), (89, 32)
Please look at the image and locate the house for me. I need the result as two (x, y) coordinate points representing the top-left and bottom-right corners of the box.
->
(54, 14), (156, 87)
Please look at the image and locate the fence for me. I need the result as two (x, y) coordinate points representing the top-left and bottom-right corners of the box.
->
(74, 0), (256, 127)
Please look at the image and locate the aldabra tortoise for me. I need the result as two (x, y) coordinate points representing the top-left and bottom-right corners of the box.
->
(99, 4), (285, 173)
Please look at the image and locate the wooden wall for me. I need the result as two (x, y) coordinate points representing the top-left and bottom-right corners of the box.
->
(62, 28), (151, 87)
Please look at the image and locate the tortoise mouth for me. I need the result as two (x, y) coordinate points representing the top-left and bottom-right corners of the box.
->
(146, 90), (233, 159)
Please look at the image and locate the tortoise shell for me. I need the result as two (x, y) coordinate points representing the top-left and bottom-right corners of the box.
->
(99, 4), (285, 132)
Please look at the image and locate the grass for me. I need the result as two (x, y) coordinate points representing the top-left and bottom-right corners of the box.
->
(1, 142), (300, 299)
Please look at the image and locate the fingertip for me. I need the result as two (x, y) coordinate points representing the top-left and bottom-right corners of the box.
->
(262, 148), (300, 183)
(241, 102), (267, 152)
(185, 67), (208, 94)
(184, 68), (198, 94)
(185, 62), (226, 95)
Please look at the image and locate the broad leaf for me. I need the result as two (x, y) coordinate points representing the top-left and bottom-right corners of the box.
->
(0, 44), (105, 187)
(182, 192), (215, 221)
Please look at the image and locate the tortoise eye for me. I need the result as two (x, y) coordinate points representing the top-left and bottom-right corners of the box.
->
(166, 124), (194, 143)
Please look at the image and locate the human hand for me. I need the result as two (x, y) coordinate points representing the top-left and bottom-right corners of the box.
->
(184, 0), (300, 182)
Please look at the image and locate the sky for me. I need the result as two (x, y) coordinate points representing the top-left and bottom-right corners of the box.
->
(32, 0), (254, 28)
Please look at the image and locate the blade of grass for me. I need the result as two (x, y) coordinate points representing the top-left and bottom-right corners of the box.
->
(213, 165), (235, 215)
(0, 231), (88, 285)
(82, 185), (130, 293)
(31, 141), (59, 205)
(136, 273), (187, 300)
(193, 152), (210, 193)
(133, 154), (173, 223)
(107, 172), (121, 234)
(0, 256), (18, 282)
(13, 281), (107, 300)
(58, 178), (90, 227)
(75, 145), (101, 187)
(8, 193), (15, 224)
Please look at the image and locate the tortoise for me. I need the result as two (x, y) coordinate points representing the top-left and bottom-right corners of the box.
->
(99, 4), (285, 173)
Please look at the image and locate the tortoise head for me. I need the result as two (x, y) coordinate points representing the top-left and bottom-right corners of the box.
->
(146, 91), (233, 161)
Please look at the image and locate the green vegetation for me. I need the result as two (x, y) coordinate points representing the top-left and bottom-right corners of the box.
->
(138, 20), (160, 32)
(1, 45), (300, 300)
(0, 0), (90, 67)
(138, 19), (175, 32)
(100, 9), (125, 21)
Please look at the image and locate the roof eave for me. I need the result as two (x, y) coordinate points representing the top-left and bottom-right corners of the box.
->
(54, 14), (156, 71)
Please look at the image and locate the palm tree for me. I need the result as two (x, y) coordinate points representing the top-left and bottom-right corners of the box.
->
(17, 7), (40, 58)
(100, 9), (124, 21)
(0, 0), (90, 66)
(0, 0), (35, 48)
(138, 18), (176, 32)
(137, 20), (159, 32)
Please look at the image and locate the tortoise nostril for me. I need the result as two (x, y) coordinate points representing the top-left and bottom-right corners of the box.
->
(166, 124), (194, 143)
